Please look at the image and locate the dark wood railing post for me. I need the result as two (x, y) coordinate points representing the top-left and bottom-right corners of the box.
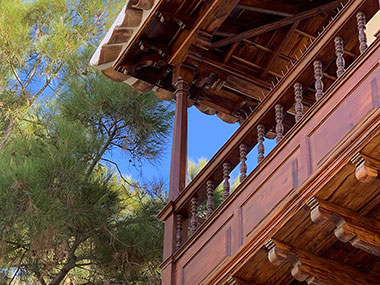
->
(206, 180), (214, 218)
(257, 124), (265, 163)
(190, 197), (199, 235)
(313, 61), (324, 101)
(223, 162), (231, 201)
(275, 104), (284, 143)
(294, 83), (303, 122)
(356, 12), (368, 54)
(239, 144), (248, 182)
(175, 214), (183, 250)
(334, 36), (345, 77)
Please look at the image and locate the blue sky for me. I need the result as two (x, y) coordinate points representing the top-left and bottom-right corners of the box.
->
(108, 104), (277, 188)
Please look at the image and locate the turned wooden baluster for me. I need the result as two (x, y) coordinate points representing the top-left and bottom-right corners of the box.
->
(190, 197), (198, 235)
(275, 104), (284, 143)
(257, 124), (265, 163)
(206, 180), (214, 218)
(356, 12), (368, 54)
(175, 214), (183, 250)
(294, 83), (303, 122)
(239, 144), (247, 183)
(313, 61), (324, 101)
(334, 36), (345, 77)
(223, 162), (231, 201)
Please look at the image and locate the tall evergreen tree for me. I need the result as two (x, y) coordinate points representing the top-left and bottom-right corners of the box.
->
(0, 1), (174, 284)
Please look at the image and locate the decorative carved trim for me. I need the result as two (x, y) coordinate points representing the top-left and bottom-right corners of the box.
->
(223, 162), (231, 201)
(190, 197), (198, 235)
(206, 180), (215, 218)
(356, 12), (368, 54)
(351, 153), (378, 183)
(239, 144), (248, 182)
(175, 214), (183, 250)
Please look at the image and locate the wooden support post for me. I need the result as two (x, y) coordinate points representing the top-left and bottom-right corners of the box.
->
(356, 12), (368, 54)
(223, 162), (231, 201)
(268, 240), (380, 284)
(168, 79), (189, 201)
(334, 36), (345, 77)
(310, 198), (380, 257)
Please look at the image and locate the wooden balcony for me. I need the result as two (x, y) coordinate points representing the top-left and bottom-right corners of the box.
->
(158, 0), (380, 283)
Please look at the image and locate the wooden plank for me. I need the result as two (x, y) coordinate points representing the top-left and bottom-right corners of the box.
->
(237, 0), (297, 17)
(212, 1), (342, 48)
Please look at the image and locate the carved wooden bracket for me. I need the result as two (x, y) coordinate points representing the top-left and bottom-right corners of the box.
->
(351, 153), (379, 183)
(268, 239), (379, 285)
(309, 198), (380, 257)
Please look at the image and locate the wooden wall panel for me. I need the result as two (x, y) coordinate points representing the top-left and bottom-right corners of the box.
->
(309, 63), (380, 170)
(177, 216), (234, 285)
(240, 147), (301, 240)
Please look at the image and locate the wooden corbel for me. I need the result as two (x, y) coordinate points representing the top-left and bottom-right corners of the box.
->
(351, 153), (379, 183)
(308, 197), (380, 257)
(267, 239), (379, 284)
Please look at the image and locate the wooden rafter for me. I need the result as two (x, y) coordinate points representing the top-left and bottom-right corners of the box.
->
(236, 0), (297, 17)
(262, 21), (299, 78)
(212, 1), (342, 49)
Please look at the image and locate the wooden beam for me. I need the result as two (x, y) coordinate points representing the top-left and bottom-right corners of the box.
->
(310, 198), (380, 257)
(225, 75), (266, 101)
(237, 0), (297, 17)
(169, 0), (240, 66)
(212, 1), (342, 48)
(268, 240), (380, 285)
(262, 22), (299, 78)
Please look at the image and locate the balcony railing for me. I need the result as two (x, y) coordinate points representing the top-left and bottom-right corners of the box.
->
(158, 0), (379, 283)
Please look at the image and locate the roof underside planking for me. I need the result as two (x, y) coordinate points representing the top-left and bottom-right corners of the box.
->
(91, 0), (359, 125)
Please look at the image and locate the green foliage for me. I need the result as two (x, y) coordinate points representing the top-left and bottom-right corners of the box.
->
(0, 1), (173, 284)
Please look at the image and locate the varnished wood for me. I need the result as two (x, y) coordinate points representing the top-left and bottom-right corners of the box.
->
(275, 104), (284, 143)
(268, 240), (380, 285)
(294, 82), (303, 122)
(257, 124), (265, 163)
(313, 61), (324, 101)
(351, 153), (379, 183)
(356, 12), (368, 54)
(237, 0), (297, 17)
(240, 144), (248, 182)
(335, 36), (345, 78)
(212, 1), (342, 48)
(310, 199), (380, 257)
(169, 79), (189, 201)
(190, 197), (198, 235)
(176, 214), (183, 250)
(206, 180), (214, 218)
(223, 162), (231, 201)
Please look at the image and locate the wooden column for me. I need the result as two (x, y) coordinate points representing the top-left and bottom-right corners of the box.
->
(169, 79), (189, 201)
